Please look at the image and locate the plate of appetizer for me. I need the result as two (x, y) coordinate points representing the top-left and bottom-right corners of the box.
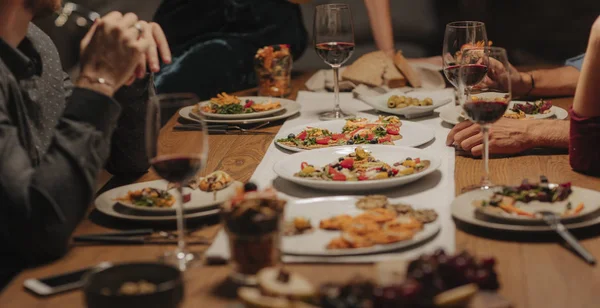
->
(273, 146), (441, 191)
(452, 177), (600, 231)
(440, 100), (567, 126)
(274, 116), (435, 152)
(179, 96), (300, 125)
(282, 195), (440, 256)
(360, 89), (453, 118)
(194, 92), (284, 119)
(95, 171), (242, 221)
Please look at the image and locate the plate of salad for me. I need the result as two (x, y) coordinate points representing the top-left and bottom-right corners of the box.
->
(503, 100), (555, 119)
(274, 116), (435, 152)
(273, 145), (441, 191)
(193, 92), (286, 119)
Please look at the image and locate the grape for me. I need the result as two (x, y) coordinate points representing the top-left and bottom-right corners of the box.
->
(481, 257), (496, 268)
(243, 182), (258, 192)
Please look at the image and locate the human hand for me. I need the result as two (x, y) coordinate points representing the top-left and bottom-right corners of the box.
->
(78, 12), (150, 95)
(445, 118), (537, 156)
(128, 21), (171, 79)
(472, 57), (530, 96)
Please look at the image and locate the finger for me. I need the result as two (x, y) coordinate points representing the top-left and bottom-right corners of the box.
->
(454, 124), (481, 146)
(471, 144), (483, 157)
(446, 120), (474, 145)
(139, 22), (160, 72)
(102, 11), (123, 23)
(80, 19), (100, 51)
(151, 23), (172, 64)
(135, 54), (147, 78)
(460, 132), (483, 153)
(125, 75), (136, 86)
(119, 12), (139, 29)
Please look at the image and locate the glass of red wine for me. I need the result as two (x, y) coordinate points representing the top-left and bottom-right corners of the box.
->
(442, 21), (488, 104)
(313, 3), (355, 120)
(146, 93), (208, 270)
(457, 47), (512, 189)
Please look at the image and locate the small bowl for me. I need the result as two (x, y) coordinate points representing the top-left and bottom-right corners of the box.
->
(83, 262), (184, 308)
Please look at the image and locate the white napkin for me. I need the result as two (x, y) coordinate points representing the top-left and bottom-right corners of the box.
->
(205, 91), (456, 264)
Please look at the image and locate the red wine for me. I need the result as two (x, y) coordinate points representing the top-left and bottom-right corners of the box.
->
(444, 64), (488, 87)
(315, 42), (355, 66)
(463, 101), (508, 124)
(151, 155), (203, 183)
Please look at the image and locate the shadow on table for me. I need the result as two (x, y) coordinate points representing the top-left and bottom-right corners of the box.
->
(272, 170), (443, 199)
(87, 208), (220, 231)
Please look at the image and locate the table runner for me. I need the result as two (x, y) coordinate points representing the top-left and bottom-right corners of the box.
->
(206, 91), (456, 263)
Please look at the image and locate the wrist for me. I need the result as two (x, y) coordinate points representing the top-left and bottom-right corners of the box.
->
(516, 72), (534, 97)
(76, 74), (117, 97)
(528, 120), (569, 148)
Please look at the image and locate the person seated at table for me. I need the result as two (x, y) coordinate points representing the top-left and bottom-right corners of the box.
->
(152, 0), (398, 100)
(0, 0), (171, 287)
(569, 17), (600, 175)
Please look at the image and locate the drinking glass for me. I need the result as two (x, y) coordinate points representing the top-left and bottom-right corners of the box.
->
(457, 47), (512, 189)
(313, 3), (355, 120)
(146, 93), (208, 270)
(442, 21), (488, 104)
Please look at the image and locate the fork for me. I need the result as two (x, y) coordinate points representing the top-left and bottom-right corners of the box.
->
(174, 121), (271, 133)
(537, 210), (596, 265)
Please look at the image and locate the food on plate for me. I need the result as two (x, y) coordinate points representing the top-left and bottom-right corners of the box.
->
(117, 280), (157, 295)
(473, 177), (582, 218)
(320, 205), (437, 250)
(355, 195), (389, 210)
(511, 99), (552, 115)
(199, 170), (234, 192)
(393, 51), (422, 87)
(387, 95), (433, 108)
(116, 187), (175, 208)
(255, 44), (292, 97)
(341, 51), (407, 88)
(221, 187), (286, 276)
(354, 195), (437, 224)
(294, 147), (430, 182)
(411, 209), (439, 223)
(194, 92), (281, 115)
(503, 109), (526, 119)
(319, 280), (375, 308)
(385, 202), (415, 215)
(283, 217), (314, 236)
(276, 116), (402, 150)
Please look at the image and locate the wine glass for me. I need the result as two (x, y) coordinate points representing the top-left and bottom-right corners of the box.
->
(146, 93), (208, 270)
(457, 47), (512, 189)
(442, 21), (488, 104)
(313, 3), (355, 120)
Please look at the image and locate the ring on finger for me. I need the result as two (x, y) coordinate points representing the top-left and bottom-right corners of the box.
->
(134, 22), (144, 36)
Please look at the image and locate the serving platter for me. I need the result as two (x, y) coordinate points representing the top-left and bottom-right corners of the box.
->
(282, 196), (441, 256)
(273, 145), (441, 192)
(360, 89), (453, 118)
(274, 118), (435, 152)
(196, 96), (286, 119)
(439, 102), (567, 126)
(179, 98), (301, 125)
(451, 185), (600, 232)
(95, 180), (242, 221)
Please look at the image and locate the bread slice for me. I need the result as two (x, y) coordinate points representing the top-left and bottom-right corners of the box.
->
(394, 51), (422, 87)
(342, 51), (407, 88)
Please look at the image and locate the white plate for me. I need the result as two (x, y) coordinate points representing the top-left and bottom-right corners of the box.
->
(360, 89), (453, 119)
(95, 180), (242, 221)
(274, 118), (435, 152)
(282, 196), (440, 256)
(197, 96), (286, 119)
(273, 145), (441, 192)
(451, 186), (600, 232)
(504, 101), (555, 119)
(440, 102), (568, 126)
(179, 98), (300, 125)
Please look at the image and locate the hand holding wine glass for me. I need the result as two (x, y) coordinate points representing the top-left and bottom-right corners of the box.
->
(146, 93), (208, 271)
(313, 3), (355, 120)
(458, 47), (512, 189)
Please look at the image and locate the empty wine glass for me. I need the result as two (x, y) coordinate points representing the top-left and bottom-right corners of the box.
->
(146, 93), (208, 270)
(457, 47), (512, 189)
(313, 3), (355, 120)
(442, 21), (488, 104)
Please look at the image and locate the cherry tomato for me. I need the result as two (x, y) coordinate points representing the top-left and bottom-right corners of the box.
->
(297, 131), (307, 140)
(331, 133), (346, 141)
(301, 162), (309, 169)
(183, 193), (191, 203)
(378, 135), (391, 143)
(366, 133), (374, 140)
(243, 100), (254, 108)
(386, 126), (400, 135)
(391, 169), (399, 175)
(332, 173), (347, 181)
(316, 136), (331, 145)
(415, 158), (421, 164)
(340, 158), (354, 169)
(358, 174), (369, 181)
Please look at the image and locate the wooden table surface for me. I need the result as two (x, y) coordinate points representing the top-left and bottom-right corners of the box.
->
(2, 71), (600, 308)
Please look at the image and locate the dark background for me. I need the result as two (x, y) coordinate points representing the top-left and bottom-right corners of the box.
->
(34, 0), (600, 73)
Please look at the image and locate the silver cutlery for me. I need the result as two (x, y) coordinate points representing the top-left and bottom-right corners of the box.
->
(174, 121), (271, 134)
(537, 210), (596, 265)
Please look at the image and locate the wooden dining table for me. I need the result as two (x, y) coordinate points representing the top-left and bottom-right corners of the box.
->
(1, 70), (600, 308)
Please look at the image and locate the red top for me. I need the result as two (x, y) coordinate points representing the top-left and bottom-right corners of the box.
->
(569, 107), (600, 175)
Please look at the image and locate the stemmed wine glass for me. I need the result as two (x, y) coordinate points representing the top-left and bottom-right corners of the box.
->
(457, 47), (512, 189)
(313, 3), (355, 120)
(146, 93), (209, 270)
(442, 21), (488, 104)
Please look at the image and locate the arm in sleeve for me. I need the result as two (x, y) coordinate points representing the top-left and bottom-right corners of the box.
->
(0, 85), (121, 266)
(565, 53), (585, 71)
